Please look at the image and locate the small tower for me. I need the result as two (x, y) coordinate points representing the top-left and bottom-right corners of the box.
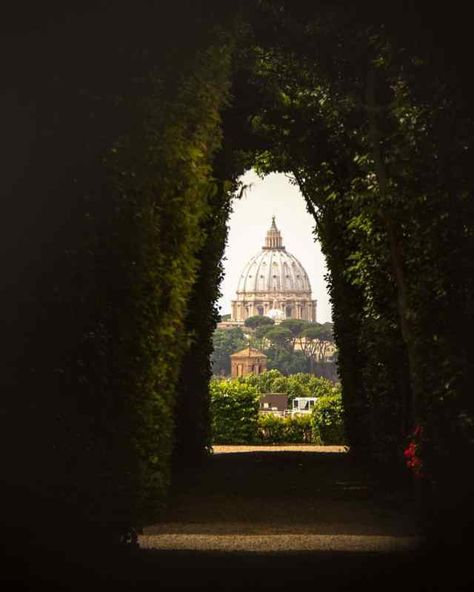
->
(230, 347), (267, 378)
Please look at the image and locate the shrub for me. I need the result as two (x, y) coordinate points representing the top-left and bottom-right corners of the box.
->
(311, 392), (346, 445)
(210, 380), (260, 444)
(257, 414), (313, 444)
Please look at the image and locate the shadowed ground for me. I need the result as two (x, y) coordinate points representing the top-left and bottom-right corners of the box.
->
(4, 447), (471, 590)
(144, 446), (419, 540)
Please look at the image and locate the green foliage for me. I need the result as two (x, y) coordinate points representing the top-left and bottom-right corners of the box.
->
(226, 15), (471, 490)
(278, 319), (310, 339)
(311, 392), (346, 445)
(239, 315), (336, 374)
(263, 326), (293, 350)
(1, 5), (240, 543)
(238, 368), (283, 392)
(99, 40), (234, 524)
(266, 348), (310, 375)
(301, 324), (329, 341)
(210, 380), (260, 444)
(6, 1), (473, 547)
(211, 327), (247, 376)
(239, 370), (341, 406)
(210, 373), (344, 445)
(173, 176), (237, 462)
(257, 414), (313, 444)
(255, 324), (274, 340)
(244, 315), (275, 329)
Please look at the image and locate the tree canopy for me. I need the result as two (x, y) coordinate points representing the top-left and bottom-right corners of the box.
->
(244, 315), (275, 329)
(211, 327), (247, 376)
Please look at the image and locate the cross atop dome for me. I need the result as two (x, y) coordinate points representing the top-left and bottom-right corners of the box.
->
(264, 216), (284, 249)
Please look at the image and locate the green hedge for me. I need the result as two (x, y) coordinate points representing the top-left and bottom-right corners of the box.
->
(257, 414), (313, 444)
(100, 41), (232, 526)
(210, 380), (260, 444)
(311, 393), (346, 445)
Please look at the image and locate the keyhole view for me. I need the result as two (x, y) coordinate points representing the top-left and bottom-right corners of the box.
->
(140, 171), (420, 568)
(2, 2), (473, 590)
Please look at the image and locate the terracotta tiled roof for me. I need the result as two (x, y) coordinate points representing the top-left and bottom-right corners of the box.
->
(230, 346), (267, 358)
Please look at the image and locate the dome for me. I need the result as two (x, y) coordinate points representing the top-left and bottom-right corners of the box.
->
(230, 217), (317, 324)
(236, 217), (312, 294)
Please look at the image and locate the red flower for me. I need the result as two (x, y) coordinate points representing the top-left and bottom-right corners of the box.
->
(404, 441), (417, 458)
(404, 425), (424, 478)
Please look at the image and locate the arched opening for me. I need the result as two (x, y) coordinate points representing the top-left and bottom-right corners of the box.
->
(2, 2), (473, 581)
(214, 169), (331, 379)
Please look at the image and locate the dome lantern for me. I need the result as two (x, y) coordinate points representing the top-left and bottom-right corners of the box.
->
(264, 216), (284, 250)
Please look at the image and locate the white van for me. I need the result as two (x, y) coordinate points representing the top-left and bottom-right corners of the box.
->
(291, 397), (317, 415)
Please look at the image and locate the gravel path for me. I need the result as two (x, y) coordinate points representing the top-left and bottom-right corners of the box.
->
(141, 445), (421, 553)
(212, 444), (348, 453)
(140, 532), (420, 552)
(10, 446), (456, 590)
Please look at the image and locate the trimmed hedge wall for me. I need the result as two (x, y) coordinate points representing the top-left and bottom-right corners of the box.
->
(257, 414), (313, 444)
(1, 8), (235, 545)
(310, 394), (346, 445)
(210, 380), (260, 444)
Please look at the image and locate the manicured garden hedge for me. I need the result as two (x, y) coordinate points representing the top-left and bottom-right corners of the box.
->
(257, 414), (313, 444)
(310, 394), (346, 445)
(210, 380), (260, 444)
(1, 8), (235, 543)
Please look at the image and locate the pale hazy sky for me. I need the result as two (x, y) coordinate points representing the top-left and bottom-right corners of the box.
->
(218, 170), (332, 323)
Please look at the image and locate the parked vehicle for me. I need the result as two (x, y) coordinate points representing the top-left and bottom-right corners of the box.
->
(291, 397), (317, 415)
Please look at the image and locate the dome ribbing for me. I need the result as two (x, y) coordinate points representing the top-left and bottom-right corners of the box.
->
(236, 218), (311, 294)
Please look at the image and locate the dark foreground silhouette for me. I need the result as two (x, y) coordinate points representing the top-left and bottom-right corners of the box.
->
(2, 449), (472, 590)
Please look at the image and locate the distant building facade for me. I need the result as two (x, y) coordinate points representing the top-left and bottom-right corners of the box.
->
(230, 218), (317, 324)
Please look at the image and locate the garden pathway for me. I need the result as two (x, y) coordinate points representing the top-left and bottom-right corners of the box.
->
(129, 445), (434, 590)
(141, 445), (420, 551)
(13, 446), (468, 590)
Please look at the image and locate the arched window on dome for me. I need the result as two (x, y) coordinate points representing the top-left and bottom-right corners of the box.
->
(272, 274), (280, 290)
(286, 305), (292, 318)
(257, 306), (264, 316)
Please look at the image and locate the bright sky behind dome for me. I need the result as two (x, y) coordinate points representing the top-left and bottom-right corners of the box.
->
(217, 169), (332, 323)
